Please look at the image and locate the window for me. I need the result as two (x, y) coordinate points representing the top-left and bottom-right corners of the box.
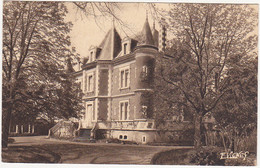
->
(142, 135), (146, 143)
(142, 65), (148, 76)
(85, 104), (93, 120)
(88, 75), (93, 91)
(119, 101), (129, 120)
(119, 135), (123, 139)
(124, 135), (127, 140)
(89, 51), (93, 62)
(119, 67), (130, 89)
(85, 73), (94, 92)
(123, 43), (127, 55)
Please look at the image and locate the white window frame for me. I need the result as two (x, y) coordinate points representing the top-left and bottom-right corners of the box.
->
(119, 100), (130, 121)
(85, 72), (94, 93)
(121, 38), (131, 55)
(119, 66), (130, 89)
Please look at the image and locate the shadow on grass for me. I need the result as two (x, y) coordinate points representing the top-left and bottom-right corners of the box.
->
(2, 146), (61, 163)
(151, 148), (193, 165)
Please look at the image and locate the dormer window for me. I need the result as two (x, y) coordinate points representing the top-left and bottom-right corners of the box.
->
(90, 51), (93, 62)
(123, 43), (127, 55)
(88, 46), (101, 63)
(121, 37), (133, 55)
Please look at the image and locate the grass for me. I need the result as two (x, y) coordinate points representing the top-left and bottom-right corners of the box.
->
(2, 142), (173, 164)
(2, 146), (61, 163)
(151, 148), (193, 165)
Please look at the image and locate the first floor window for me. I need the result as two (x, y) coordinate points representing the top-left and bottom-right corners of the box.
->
(120, 101), (129, 120)
(120, 68), (130, 88)
(88, 75), (93, 91)
(85, 73), (94, 92)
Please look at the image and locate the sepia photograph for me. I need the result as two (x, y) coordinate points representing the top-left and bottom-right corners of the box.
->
(1, 0), (258, 166)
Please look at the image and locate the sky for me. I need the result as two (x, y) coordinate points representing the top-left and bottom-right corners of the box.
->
(65, 2), (258, 60)
(64, 3), (168, 59)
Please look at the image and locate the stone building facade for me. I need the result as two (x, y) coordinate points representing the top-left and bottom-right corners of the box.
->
(72, 18), (169, 144)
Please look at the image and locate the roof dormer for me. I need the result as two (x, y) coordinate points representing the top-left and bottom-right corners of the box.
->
(88, 46), (101, 63)
(121, 37), (138, 56)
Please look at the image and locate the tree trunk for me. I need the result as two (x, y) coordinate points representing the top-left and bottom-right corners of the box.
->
(220, 132), (227, 151)
(194, 113), (202, 149)
(2, 104), (13, 148)
(205, 131), (208, 146)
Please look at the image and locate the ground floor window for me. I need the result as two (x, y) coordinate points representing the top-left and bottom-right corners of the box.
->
(142, 135), (146, 143)
(119, 100), (129, 120)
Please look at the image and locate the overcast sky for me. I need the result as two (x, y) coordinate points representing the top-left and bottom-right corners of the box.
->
(65, 3), (168, 58)
(64, 2), (258, 60)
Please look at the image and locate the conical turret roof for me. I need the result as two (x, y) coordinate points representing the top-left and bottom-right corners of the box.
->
(139, 17), (154, 45)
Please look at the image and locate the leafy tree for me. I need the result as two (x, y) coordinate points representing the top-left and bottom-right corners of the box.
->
(153, 4), (257, 149)
(2, 1), (82, 147)
(213, 56), (257, 151)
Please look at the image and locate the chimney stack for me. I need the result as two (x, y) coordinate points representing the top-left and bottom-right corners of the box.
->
(159, 18), (167, 52)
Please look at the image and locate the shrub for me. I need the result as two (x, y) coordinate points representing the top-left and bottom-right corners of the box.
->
(8, 138), (15, 143)
(189, 147), (225, 165)
(235, 128), (257, 154)
(105, 138), (121, 144)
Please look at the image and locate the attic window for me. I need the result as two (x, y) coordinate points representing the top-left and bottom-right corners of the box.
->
(90, 51), (93, 62)
(123, 43), (127, 55)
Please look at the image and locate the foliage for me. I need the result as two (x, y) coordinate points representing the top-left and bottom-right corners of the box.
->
(189, 147), (225, 165)
(213, 56), (257, 151)
(153, 4), (257, 148)
(2, 1), (82, 147)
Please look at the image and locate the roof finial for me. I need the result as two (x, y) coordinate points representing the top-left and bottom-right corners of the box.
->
(146, 10), (148, 20)
(112, 16), (115, 28)
(153, 21), (155, 30)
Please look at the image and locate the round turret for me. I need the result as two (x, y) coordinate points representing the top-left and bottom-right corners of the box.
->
(133, 17), (159, 120)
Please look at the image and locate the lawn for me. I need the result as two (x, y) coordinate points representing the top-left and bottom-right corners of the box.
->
(2, 141), (178, 164)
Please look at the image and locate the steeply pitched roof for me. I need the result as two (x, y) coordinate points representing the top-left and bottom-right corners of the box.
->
(138, 18), (154, 45)
(152, 22), (159, 47)
(98, 27), (121, 60)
